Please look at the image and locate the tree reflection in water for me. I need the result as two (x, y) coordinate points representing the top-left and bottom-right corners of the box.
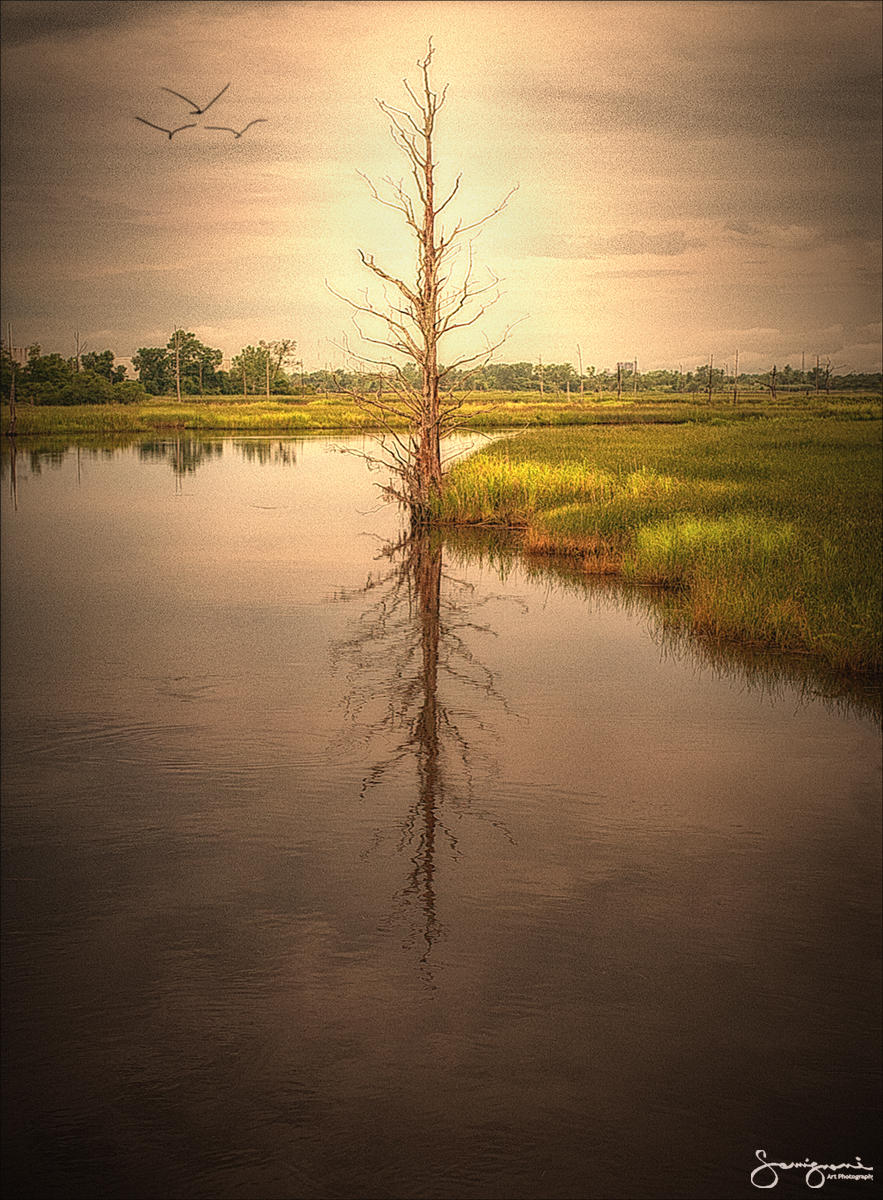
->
(137, 436), (297, 486)
(333, 530), (516, 978)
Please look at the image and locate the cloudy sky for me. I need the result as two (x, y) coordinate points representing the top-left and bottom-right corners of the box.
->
(1, 0), (881, 374)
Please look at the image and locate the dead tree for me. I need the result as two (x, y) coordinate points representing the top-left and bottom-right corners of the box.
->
(768, 364), (777, 400)
(732, 348), (739, 405)
(329, 41), (517, 526)
(5, 323), (16, 437)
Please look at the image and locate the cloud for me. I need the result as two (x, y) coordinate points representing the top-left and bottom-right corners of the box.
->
(0, 1), (146, 45)
(525, 229), (703, 261)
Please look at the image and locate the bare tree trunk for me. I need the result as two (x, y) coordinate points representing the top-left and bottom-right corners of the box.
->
(617, 362), (622, 400)
(198, 359), (203, 397)
(6, 322), (17, 437)
(577, 344), (584, 399)
(242, 361), (247, 398)
(733, 348), (739, 405)
(707, 354), (714, 405)
(265, 352), (271, 399)
(538, 354), (544, 398)
(769, 364), (777, 400)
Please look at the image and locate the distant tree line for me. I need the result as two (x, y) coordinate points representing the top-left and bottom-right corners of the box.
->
(3, 334), (881, 404)
(0, 343), (148, 405)
(132, 332), (299, 397)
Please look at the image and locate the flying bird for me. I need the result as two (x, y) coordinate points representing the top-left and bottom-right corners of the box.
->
(135, 117), (197, 139)
(160, 83), (230, 115)
(205, 119), (268, 139)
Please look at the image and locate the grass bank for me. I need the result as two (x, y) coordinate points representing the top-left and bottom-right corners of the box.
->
(3, 390), (880, 436)
(428, 417), (882, 674)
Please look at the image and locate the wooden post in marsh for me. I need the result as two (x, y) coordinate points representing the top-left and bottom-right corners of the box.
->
(617, 362), (623, 400)
(577, 344), (584, 399)
(707, 353), (714, 404)
(6, 323), (17, 437)
(732, 349), (739, 405)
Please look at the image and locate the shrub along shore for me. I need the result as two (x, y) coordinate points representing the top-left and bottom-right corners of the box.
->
(4, 393), (881, 674)
(428, 416), (882, 675)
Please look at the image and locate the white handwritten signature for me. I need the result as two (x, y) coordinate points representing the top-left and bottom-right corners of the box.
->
(751, 1149), (874, 1189)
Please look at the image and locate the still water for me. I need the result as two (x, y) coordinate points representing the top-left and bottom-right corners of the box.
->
(2, 435), (880, 1200)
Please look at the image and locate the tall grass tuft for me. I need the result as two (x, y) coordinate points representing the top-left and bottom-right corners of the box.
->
(430, 417), (882, 673)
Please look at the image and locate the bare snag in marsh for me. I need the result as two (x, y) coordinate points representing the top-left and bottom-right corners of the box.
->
(328, 39), (520, 528)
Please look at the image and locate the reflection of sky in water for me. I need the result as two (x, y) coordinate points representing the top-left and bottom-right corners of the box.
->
(2, 435), (880, 1200)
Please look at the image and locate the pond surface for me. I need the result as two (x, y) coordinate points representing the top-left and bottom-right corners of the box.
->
(2, 435), (880, 1199)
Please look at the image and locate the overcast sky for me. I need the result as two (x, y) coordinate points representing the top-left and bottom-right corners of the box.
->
(1, 0), (881, 373)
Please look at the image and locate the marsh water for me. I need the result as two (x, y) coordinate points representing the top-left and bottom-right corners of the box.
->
(2, 434), (880, 1200)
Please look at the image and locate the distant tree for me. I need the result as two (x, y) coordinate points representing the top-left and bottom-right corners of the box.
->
(166, 330), (223, 395)
(688, 363), (726, 394)
(231, 345), (268, 395)
(112, 380), (149, 404)
(489, 361), (535, 391)
(542, 362), (577, 394)
(81, 349), (127, 383)
(133, 346), (172, 395)
(53, 370), (116, 405)
(20, 347), (74, 402)
(257, 338), (298, 395)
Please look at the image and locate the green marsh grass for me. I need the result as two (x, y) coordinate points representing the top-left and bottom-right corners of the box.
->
(430, 418), (883, 673)
(4, 389), (879, 437)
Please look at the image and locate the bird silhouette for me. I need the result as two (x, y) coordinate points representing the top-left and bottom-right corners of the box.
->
(135, 117), (197, 139)
(205, 119), (268, 139)
(160, 83), (230, 115)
